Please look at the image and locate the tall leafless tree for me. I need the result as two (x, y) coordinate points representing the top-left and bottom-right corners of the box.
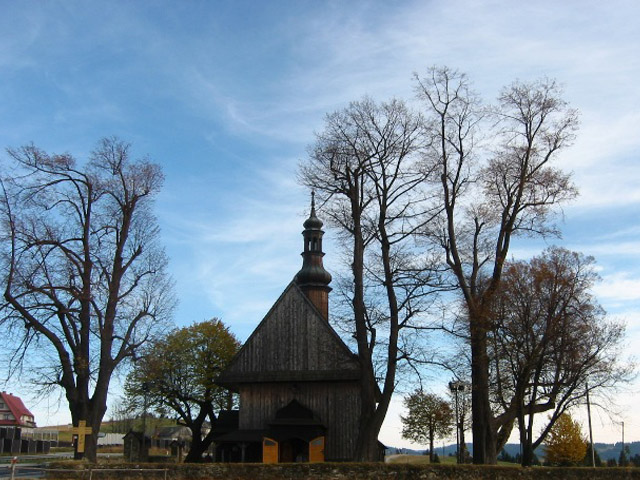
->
(489, 247), (631, 466)
(416, 66), (579, 463)
(0, 137), (175, 461)
(299, 97), (441, 460)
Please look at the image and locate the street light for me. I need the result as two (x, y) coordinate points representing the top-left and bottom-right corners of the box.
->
(448, 380), (465, 464)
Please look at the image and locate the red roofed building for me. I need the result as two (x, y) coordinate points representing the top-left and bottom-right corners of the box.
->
(0, 392), (36, 427)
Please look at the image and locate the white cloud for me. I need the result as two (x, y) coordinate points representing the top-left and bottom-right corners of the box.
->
(597, 272), (640, 303)
(576, 241), (640, 259)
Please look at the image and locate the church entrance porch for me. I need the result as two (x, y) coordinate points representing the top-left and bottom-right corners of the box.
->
(261, 400), (326, 463)
(262, 435), (325, 463)
(279, 437), (308, 462)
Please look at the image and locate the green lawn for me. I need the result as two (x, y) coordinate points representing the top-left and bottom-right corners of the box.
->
(386, 454), (519, 466)
(386, 454), (457, 465)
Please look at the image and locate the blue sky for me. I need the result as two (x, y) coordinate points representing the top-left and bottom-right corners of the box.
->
(1, 0), (639, 448)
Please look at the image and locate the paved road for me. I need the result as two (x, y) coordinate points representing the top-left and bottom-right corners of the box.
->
(0, 463), (47, 479)
(0, 452), (73, 465)
(0, 454), (122, 479)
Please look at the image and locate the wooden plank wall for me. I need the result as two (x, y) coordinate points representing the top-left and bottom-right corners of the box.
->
(239, 382), (361, 461)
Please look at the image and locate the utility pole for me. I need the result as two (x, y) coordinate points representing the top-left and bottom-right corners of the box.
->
(586, 383), (595, 467)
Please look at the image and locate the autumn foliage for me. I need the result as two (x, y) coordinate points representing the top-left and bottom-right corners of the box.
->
(544, 413), (587, 466)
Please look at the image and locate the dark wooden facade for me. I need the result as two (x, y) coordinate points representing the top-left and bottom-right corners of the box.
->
(217, 283), (362, 461)
(220, 283), (360, 383)
(215, 198), (363, 462)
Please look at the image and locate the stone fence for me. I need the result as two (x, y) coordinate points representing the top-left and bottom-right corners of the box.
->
(44, 462), (640, 480)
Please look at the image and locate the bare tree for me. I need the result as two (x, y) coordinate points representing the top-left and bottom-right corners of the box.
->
(489, 247), (631, 466)
(106, 398), (137, 434)
(415, 66), (579, 463)
(299, 97), (441, 460)
(0, 137), (175, 461)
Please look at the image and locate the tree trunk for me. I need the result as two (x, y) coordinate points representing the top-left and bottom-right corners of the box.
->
(521, 439), (534, 467)
(429, 425), (435, 462)
(519, 410), (536, 467)
(70, 405), (106, 462)
(185, 434), (205, 463)
(184, 422), (216, 463)
(470, 318), (497, 464)
(354, 418), (381, 461)
(353, 370), (382, 461)
(69, 375), (110, 462)
(349, 189), (383, 462)
(353, 202), (401, 462)
(460, 422), (467, 462)
(82, 433), (98, 463)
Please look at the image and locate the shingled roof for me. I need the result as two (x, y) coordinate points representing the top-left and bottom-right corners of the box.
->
(216, 281), (361, 389)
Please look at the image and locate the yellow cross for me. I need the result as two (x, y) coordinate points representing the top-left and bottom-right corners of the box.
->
(71, 420), (93, 453)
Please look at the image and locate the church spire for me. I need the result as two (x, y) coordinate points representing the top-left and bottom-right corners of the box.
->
(310, 190), (317, 218)
(295, 192), (332, 320)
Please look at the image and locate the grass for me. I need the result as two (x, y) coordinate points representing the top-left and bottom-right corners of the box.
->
(386, 454), (457, 465)
(386, 454), (519, 467)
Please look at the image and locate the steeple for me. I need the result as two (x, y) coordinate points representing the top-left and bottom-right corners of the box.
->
(295, 192), (332, 320)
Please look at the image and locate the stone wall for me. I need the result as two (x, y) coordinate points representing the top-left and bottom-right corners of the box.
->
(45, 462), (640, 480)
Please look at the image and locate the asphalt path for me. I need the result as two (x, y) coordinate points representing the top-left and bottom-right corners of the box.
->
(0, 453), (123, 479)
(0, 452), (73, 464)
(0, 463), (47, 479)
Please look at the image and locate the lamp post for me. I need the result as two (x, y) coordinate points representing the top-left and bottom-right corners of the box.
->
(449, 380), (465, 464)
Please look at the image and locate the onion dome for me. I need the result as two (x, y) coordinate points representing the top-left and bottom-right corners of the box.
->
(295, 192), (332, 318)
(303, 192), (324, 230)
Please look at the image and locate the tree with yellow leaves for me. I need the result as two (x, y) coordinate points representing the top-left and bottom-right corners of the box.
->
(544, 413), (587, 466)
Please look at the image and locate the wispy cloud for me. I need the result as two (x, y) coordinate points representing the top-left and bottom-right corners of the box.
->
(596, 271), (640, 304)
(572, 240), (640, 259)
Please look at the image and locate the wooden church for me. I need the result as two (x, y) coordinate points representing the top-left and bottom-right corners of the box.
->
(215, 196), (363, 462)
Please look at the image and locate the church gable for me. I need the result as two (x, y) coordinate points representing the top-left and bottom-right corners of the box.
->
(218, 282), (359, 385)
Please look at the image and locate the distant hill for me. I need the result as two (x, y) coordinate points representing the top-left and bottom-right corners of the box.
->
(593, 441), (640, 461)
(387, 441), (640, 462)
(386, 444), (467, 459)
(499, 441), (640, 461)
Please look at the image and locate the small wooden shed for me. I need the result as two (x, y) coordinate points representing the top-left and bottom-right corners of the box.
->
(123, 430), (150, 462)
